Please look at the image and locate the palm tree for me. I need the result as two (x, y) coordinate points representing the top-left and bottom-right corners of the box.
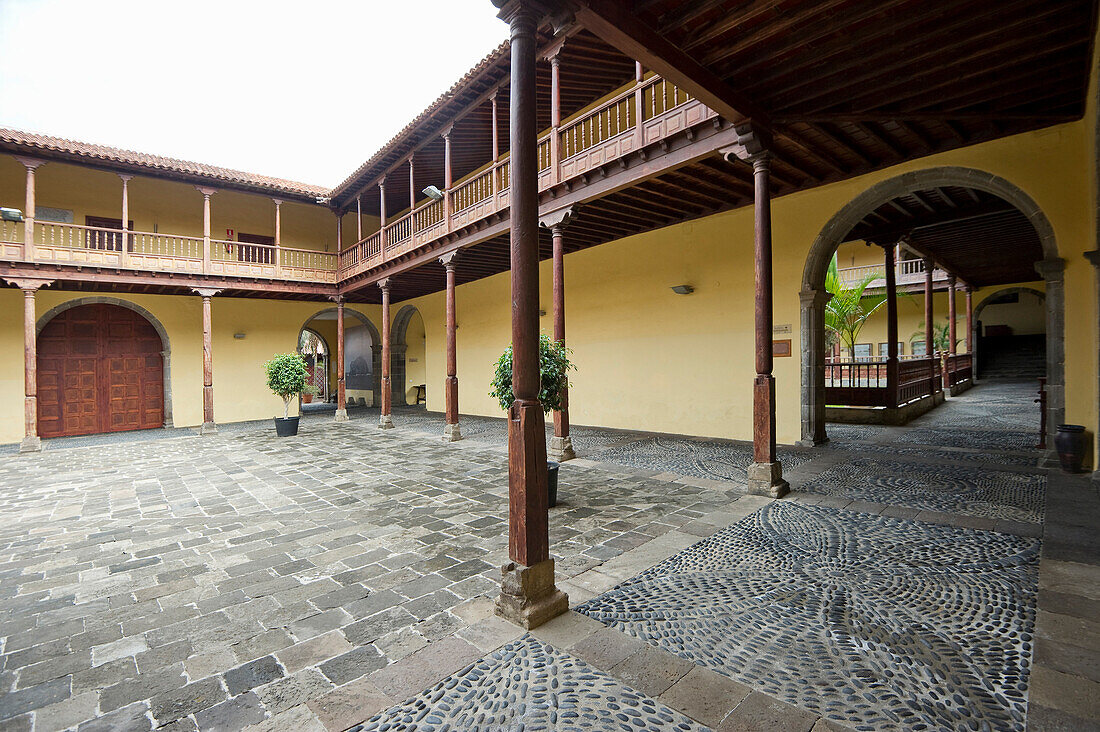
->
(824, 253), (888, 359)
(911, 320), (957, 355)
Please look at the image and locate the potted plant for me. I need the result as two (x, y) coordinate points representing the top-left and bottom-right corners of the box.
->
(488, 334), (575, 507)
(264, 353), (312, 437)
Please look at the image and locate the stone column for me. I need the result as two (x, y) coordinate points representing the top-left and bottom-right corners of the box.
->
(119, 174), (132, 267)
(495, 0), (567, 630)
(334, 296), (349, 422)
(540, 206), (578, 461)
(5, 278), (53, 452)
(798, 287), (831, 446)
(923, 257), (936, 394)
(197, 187), (216, 274)
(1035, 257), (1066, 452)
(947, 274), (957, 356)
(194, 288), (221, 434)
(378, 278), (394, 429)
(14, 157), (45, 260)
(1086, 250), (1099, 480)
(881, 242), (900, 408)
(441, 252), (462, 441)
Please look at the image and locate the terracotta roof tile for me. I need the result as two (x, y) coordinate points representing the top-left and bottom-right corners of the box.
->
(0, 127), (330, 199)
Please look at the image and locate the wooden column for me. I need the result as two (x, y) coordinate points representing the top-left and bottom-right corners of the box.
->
(441, 252), (462, 441)
(333, 296), (349, 422)
(442, 126), (454, 232)
(634, 62), (645, 148)
(120, 174), (132, 268)
(965, 285), (974, 354)
(379, 178), (388, 256)
(549, 49), (562, 184)
(197, 187), (215, 274)
(273, 198), (283, 271)
(495, 0), (567, 631)
(5, 278), (53, 452)
(194, 288), (221, 434)
(15, 157), (45, 260)
(356, 195), (363, 242)
(409, 156), (416, 211)
(335, 210), (342, 255)
(923, 257), (936, 394)
(540, 206), (578, 461)
(378, 278), (394, 429)
(882, 242), (900, 408)
(721, 126), (787, 498)
(491, 92), (500, 196)
(947, 273), (958, 356)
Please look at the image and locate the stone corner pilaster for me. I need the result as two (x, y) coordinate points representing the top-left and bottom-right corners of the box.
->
(747, 461), (789, 498)
(199, 422), (218, 435)
(19, 436), (42, 453)
(378, 415), (394, 430)
(548, 435), (575, 461)
(333, 409), (349, 423)
(443, 423), (462, 442)
(496, 558), (569, 630)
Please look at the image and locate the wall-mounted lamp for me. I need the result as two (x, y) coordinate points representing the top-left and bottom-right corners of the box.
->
(539, 309), (547, 317)
(233, 332), (247, 340)
(670, 284), (694, 295)
(422, 185), (444, 201)
(0, 208), (24, 223)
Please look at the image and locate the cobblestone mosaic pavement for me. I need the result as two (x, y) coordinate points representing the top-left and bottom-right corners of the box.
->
(352, 635), (705, 732)
(0, 423), (733, 731)
(798, 456), (1046, 522)
(577, 501), (1041, 731)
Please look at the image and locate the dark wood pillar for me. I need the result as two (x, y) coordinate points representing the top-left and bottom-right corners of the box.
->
(923, 257), (936, 394)
(441, 252), (461, 441)
(409, 156), (416, 211)
(443, 126), (454, 232)
(5, 277), (53, 452)
(947, 274), (957, 356)
(333, 296), (349, 422)
(540, 206), (578, 461)
(495, 0), (567, 631)
(379, 178), (388, 256)
(965, 285), (974, 354)
(14, 157), (45, 262)
(549, 48), (562, 183)
(194, 288), (221, 434)
(378, 278), (394, 429)
(881, 243), (899, 408)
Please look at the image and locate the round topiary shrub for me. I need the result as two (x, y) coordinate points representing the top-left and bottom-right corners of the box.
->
(488, 334), (574, 414)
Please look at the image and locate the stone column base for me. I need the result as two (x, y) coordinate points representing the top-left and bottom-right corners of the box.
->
(496, 558), (569, 630)
(747, 461), (789, 498)
(796, 436), (829, 448)
(443, 422), (462, 442)
(199, 422), (218, 435)
(379, 414), (394, 430)
(333, 409), (349, 423)
(548, 435), (575, 461)
(19, 436), (41, 453)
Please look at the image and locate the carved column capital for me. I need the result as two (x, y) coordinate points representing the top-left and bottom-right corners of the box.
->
(191, 287), (222, 298)
(719, 122), (772, 166)
(329, 294), (345, 305)
(538, 205), (578, 231)
(271, 198), (283, 208)
(440, 124), (454, 140)
(439, 251), (460, 270)
(1035, 257), (1066, 282)
(118, 173), (134, 183)
(4, 277), (53, 293)
(799, 287), (832, 307)
(13, 156), (46, 171)
(377, 278), (392, 293)
(195, 186), (216, 198)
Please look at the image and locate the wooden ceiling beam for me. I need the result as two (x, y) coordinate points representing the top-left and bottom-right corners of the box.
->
(806, 123), (879, 167)
(847, 201), (1019, 244)
(550, 0), (772, 128)
(856, 122), (907, 160)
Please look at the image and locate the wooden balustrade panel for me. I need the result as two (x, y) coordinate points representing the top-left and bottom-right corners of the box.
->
(37, 304), (163, 438)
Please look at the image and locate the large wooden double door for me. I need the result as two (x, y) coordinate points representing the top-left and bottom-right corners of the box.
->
(37, 304), (164, 438)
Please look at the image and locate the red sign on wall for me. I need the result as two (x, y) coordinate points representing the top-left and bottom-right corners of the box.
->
(226, 228), (234, 239)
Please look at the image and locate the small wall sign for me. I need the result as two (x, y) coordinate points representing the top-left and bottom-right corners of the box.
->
(773, 339), (792, 357)
(773, 323), (792, 334)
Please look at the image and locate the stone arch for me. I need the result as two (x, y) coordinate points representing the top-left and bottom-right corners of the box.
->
(390, 305), (423, 406)
(799, 166), (1064, 447)
(36, 296), (174, 428)
(973, 286), (1046, 323)
(298, 308), (382, 407)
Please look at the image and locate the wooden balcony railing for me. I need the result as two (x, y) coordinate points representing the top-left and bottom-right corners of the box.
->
(837, 260), (950, 288)
(339, 72), (716, 281)
(945, 353), (973, 387)
(826, 355), (941, 408)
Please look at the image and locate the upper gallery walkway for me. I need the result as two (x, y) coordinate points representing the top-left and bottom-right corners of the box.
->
(0, 380), (1095, 730)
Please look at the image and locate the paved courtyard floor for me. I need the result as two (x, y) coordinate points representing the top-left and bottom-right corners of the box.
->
(0, 380), (1096, 731)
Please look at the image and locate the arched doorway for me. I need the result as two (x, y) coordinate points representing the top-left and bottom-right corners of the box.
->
(298, 309), (381, 407)
(973, 287), (1046, 379)
(800, 167), (1063, 446)
(391, 305), (425, 407)
(37, 302), (166, 438)
(298, 329), (330, 403)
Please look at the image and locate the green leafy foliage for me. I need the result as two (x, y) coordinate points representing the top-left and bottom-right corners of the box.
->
(264, 352), (312, 419)
(911, 319), (958, 354)
(488, 334), (575, 414)
(824, 253), (888, 358)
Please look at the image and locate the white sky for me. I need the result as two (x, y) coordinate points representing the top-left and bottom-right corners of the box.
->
(0, 0), (507, 188)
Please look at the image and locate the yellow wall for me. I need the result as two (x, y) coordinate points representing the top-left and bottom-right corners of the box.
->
(404, 310), (426, 404)
(0, 289), (382, 444)
(398, 121), (1096, 447)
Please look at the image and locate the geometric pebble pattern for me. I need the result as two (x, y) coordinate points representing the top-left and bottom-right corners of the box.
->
(594, 436), (811, 484)
(577, 502), (1039, 732)
(352, 635), (706, 732)
(798, 457), (1046, 523)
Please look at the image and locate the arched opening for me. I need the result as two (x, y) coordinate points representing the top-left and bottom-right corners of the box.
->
(297, 329), (330, 405)
(36, 301), (168, 438)
(973, 287), (1047, 379)
(298, 309), (381, 408)
(391, 305), (426, 407)
(800, 167), (1062, 446)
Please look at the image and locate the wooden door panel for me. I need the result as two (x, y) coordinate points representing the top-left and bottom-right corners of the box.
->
(37, 304), (163, 437)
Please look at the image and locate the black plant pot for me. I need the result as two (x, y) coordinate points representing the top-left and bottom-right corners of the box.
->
(274, 416), (300, 437)
(1054, 424), (1087, 473)
(547, 461), (560, 508)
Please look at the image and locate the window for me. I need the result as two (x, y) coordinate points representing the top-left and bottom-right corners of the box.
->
(237, 233), (274, 264)
(854, 343), (872, 361)
(878, 342), (905, 357)
(85, 216), (134, 252)
(911, 340), (927, 356)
